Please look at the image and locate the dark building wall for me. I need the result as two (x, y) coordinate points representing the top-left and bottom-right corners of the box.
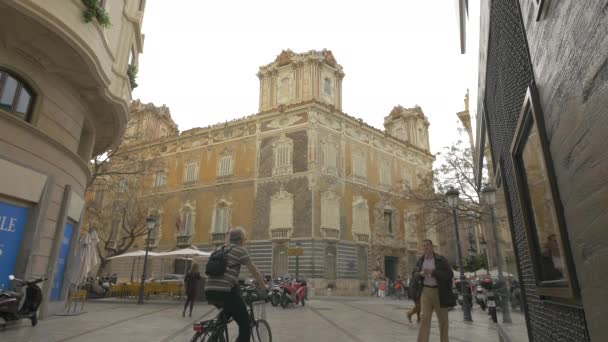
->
(517, 2), (608, 340)
(479, 0), (605, 340)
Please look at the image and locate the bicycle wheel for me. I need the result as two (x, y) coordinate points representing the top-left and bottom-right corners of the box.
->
(251, 319), (272, 342)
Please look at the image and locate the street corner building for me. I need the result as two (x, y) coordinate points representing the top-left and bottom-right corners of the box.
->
(91, 49), (436, 295)
(457, 0), (608, 340)
(0, 0), (146, 316)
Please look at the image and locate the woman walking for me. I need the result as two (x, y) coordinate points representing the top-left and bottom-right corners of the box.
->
(183, 263), (202, 317)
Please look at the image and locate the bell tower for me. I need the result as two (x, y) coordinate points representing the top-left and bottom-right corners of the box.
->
(257, 49), (345, 112)
(384, 105), (431, 152)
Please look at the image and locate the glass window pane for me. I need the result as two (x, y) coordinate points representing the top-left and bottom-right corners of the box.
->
(0, 75), (18, 109)
(15, 88), (31, 114)
(522, 124), (567, 287)
(522, 123), (568, 286)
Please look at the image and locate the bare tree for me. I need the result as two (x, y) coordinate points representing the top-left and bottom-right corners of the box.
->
(88, 176), (165, 276)
(84, 134), (163, 276)
(87, 135), (152, 188)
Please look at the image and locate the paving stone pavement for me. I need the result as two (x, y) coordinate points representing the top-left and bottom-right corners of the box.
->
(0, 297), (527, 342)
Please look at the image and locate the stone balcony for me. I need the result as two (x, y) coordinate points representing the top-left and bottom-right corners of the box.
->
(270, 227), (292, 240)
(321, 227), (340, 240)
(211, 232), (228, 245)
(354, 233), (370, 244)
(176, 235), (192, 247)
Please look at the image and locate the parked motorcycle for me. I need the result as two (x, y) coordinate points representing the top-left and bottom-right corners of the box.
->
(0, 275), (46, 327)
(279, 278), (307, 308)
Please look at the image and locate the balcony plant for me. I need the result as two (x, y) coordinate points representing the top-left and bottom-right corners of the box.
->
(82, 0), (111, 28)
(127, 64), (138, 90)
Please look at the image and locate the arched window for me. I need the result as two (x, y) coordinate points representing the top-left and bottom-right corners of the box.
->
(0, 69), (34, 121)
(324, 78), (331, 95)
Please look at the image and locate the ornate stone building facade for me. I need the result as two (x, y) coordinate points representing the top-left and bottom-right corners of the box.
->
(96, 50), (434, 295)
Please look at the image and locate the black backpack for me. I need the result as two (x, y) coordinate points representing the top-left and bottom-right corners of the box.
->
(205, 245), (235, 276)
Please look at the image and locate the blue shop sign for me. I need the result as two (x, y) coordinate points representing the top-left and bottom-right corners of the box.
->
(50, 223), (73, 301)
(0, 202), (29, 290)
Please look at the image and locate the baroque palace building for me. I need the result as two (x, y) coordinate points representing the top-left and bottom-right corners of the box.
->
(96, 50), (434, 295)
(0, 0), (145, 316)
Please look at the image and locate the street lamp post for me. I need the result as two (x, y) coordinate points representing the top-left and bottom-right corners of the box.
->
(137, 216), (156, 305)
(481, 184), (512, 324)
(295, 242), (302, 279)
(446, 187), (473, 322)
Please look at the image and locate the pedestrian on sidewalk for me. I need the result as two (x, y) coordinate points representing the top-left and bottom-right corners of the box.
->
(407, 270), (421, 323)
(183, 263), (202, 317)
(378, 280), (385, 299)
(415, 239), (455, 342)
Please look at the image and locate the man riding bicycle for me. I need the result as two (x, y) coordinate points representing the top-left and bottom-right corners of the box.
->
(205, 227), (268, 342)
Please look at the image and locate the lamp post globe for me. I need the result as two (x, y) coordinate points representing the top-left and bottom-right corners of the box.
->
(295, 241), (302, 279)
(137, 215), (156, 304)
(481, 184), (496, 206)
(446, 187), (460, 209)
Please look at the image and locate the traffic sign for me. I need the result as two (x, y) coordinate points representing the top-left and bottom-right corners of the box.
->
(287, 247), (304, 256)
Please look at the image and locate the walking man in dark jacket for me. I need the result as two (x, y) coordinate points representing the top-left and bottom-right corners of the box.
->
(415, 239), (455, 342)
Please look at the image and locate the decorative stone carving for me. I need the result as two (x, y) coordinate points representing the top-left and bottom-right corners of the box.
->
(266, 114), (302, 129)
(272, 133), (293, 176)
(345, 126), (370, 143)
(318, 113), (342, 131)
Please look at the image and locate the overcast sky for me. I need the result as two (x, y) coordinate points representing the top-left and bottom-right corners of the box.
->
(134, 0), (480, 156)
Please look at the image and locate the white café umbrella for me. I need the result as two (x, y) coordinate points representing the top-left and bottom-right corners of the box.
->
(156, 248), (210, 277)
(106, 250), (161, 259)
(158, 248), (211, 257)
(69, 230), (100, 286)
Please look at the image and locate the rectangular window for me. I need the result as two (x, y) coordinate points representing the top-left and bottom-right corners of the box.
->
(94, 189), (104, 206)
(272, 136), (293, 176)
(324, 78), (331, 95)
(353, 151), (367, 180)
(322, 144), (337, 174)
(214, 207), (229, 233)
(154, 171), (166, 187)
(184, 161), (197, 183)
(219, 155), (233, 177)
(183, 210), (193, 235)
(384, 210), (393, 234)
(379, 161), (391, 186)
(511, 86), (576, 299)
(118, 178), (127, 192)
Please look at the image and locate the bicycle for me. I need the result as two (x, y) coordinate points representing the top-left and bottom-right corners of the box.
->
(191, 285), (272, 342)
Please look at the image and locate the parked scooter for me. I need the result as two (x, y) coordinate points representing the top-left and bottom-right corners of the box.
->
(486, 288), (498, 323)
(279, 278), (307, 308)
(269, 277), (283, 307)
(0, 275), (47, 327)
(475, 285), (487, 311)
